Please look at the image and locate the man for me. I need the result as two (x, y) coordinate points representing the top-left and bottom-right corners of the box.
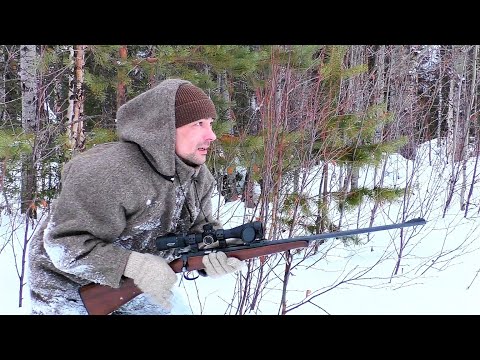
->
(28, 79), (244, 315)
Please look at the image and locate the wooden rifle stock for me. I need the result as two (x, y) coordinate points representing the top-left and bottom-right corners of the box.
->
(78, 217), (426, 315)
(78, 240), (309, 315)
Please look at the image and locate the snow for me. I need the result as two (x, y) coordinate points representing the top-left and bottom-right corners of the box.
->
(1, 139), (480, 315)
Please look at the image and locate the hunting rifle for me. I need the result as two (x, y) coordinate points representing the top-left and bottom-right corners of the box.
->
(79, 217), (426, 315)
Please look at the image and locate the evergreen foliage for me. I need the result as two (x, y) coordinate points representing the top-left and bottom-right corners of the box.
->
(0, 45), (426, 239)
(85, 127), (118, 150)
(336, 186), (406, 211)
(0, 130), (33, 159)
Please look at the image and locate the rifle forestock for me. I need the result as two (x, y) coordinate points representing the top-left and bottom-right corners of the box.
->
(78, 217), (426, 315)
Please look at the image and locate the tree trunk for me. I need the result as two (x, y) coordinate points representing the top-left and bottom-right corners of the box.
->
(0, 46), (10, 213)
(369, 45), (387, 225)
(20, 45), (38, 133)
(117, 45), (128, 109)
(460, 45), (478, 211)
(0, 45), (6, 124)
(19, 45), (38, 214)
(66, 45), (86, 156)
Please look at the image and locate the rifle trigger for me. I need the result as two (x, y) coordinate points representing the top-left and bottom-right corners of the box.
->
(181, 254), (200, 280)
(181, 254), (189, 273)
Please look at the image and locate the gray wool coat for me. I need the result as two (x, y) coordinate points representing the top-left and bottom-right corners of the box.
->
(28, 79), (221, 315)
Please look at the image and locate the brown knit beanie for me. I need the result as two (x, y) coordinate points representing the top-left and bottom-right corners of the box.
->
(175, 83), (217, 128)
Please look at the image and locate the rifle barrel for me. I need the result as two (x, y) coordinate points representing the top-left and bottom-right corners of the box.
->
(244, 217), (426, 246)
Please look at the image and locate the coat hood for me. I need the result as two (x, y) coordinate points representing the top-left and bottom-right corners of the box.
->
(116, 78), (191, 178)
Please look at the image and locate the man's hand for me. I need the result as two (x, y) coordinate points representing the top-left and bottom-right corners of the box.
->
(202, 251), (244, 278)
(123, 252), (177, 311)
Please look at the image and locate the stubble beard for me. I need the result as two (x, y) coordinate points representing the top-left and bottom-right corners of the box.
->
(180, 152), (206, 167)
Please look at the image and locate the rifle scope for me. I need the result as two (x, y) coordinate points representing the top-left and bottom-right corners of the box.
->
(155, 221), (264, 251)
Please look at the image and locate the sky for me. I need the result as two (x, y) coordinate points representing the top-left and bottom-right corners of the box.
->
(1, 138), (480, 315)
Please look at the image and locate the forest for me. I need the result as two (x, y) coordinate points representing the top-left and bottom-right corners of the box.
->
(1, 45), (479, 314)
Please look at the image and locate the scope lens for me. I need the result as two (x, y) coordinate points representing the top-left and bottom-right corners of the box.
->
(242, 226), (256, 243)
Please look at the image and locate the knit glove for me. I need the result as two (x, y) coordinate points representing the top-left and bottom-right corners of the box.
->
(123, 252), (178, 311)
(202, 251), (244, 278)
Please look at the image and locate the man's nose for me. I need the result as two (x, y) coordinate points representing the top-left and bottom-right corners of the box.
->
(206, 126), (217, 142)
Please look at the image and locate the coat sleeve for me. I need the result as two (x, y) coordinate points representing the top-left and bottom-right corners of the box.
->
(43, 159), (132, 288)
(189, 177), (222, 234)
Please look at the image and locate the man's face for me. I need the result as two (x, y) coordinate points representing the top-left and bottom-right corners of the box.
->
(175, 118), (217, 166)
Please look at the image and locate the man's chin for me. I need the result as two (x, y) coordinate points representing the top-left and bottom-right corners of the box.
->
(179, 155), (206, 167)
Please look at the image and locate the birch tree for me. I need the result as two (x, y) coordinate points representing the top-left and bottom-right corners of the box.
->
(19, 45), (38, 215)
(463, 45), (480, 216)
(66, 45), (86, 156)
(443, 45), (470, 214)
(0, 45), (6, 124)
(459, 45), (478, 211)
